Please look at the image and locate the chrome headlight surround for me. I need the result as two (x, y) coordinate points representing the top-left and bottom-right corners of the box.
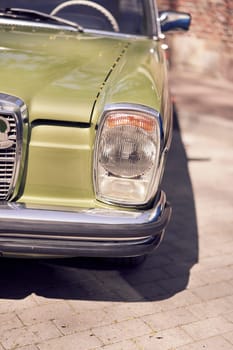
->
(93, 103), (163, 207)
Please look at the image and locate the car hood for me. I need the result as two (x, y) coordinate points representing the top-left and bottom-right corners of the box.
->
(0, 29), (129, 123)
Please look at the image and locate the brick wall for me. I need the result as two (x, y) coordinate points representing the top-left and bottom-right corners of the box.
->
(157, 0), (233, 80)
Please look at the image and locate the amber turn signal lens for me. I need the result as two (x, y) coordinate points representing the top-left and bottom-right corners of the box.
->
(106, 114), (156, 132)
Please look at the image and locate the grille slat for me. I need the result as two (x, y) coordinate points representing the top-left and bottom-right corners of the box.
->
(0, 158), (16, 162)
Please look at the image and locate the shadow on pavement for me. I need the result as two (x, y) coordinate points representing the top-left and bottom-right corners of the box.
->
(0, 106), (198, 302)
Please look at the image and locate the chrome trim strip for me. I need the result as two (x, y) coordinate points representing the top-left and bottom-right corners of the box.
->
(0, 233), (149, 242)
(0, 191), (171, 239)
(99, 103), (162, 123)
(84, 28), (148, 39)
(0, 17), (151, 39)
(0, 234), (164, 258)
(0, 17), (79, 32)
(152, 0), (162, 38)
(146, 0), (159, 37)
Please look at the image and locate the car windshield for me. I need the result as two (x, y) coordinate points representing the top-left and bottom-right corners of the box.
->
(0, 0), (148, 35)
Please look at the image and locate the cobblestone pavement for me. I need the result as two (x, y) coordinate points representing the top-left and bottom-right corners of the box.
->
(0, 71), (233, 350)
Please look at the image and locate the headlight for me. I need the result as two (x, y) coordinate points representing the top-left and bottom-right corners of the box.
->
(94, 104), (162, 206)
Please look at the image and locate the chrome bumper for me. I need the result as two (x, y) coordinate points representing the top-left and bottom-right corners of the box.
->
(0, 191), (171, 258)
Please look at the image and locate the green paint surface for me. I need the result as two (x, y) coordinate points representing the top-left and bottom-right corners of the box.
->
(0, 26), (170, 206)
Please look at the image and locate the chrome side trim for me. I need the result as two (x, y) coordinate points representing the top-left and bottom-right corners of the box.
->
(0, 94), (28, 200)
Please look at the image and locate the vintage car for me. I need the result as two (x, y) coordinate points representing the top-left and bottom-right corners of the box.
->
(0, 0), (191, 264)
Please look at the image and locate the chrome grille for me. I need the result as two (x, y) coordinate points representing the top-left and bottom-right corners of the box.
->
(0, 93), (28, 202)
(0, 114), (17, 200)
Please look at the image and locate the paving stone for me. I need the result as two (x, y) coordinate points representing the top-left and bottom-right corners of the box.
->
(192, 265), (233, 285)
(102, 303), (138, 323)
(176, 335), (233, 350)
(191, 281), (233, 301)
(114, 280), (166, 301)
(1, 327), (41, 350)
(187, 297), (233, 320)
(156, 290), (201, 311)
(55, 302), (138, 335)
(143, 307), (198, 331)
(135, 327), (193, 350)
(0, 312), (23, 336)
(158, 277), (194, 294)
(121, 300), (164, 317)
(54, 309), (114, 335)
(161, 262), (204, 286)
(223, 332), (233, 345)
(37, 331), (102, 350)
(191, 255), (233, 273)
(224, 311), (233, 323)
(119, 267), (171, 286)
(30, 321), (62, 341)
(68, 299), (114, 313)
(18, 302), (74, 326)
(181, 316), (233, 341)
(92, 319), (151, 345)
(0, 297), (37, 314)
(216, 241), (233, 255)
(186, 274), (207, 289)
(100, 278), (146, 302)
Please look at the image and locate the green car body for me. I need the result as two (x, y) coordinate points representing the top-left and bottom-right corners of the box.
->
(0, 1), (191, 262)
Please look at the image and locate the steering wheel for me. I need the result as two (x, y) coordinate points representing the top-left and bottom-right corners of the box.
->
(50, 0), (119, 32)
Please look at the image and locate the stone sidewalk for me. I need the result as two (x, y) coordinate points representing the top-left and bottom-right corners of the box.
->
(0, 71), (233, 350)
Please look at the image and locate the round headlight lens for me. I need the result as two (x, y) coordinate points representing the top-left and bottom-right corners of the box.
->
(99, 125), (156, 178)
